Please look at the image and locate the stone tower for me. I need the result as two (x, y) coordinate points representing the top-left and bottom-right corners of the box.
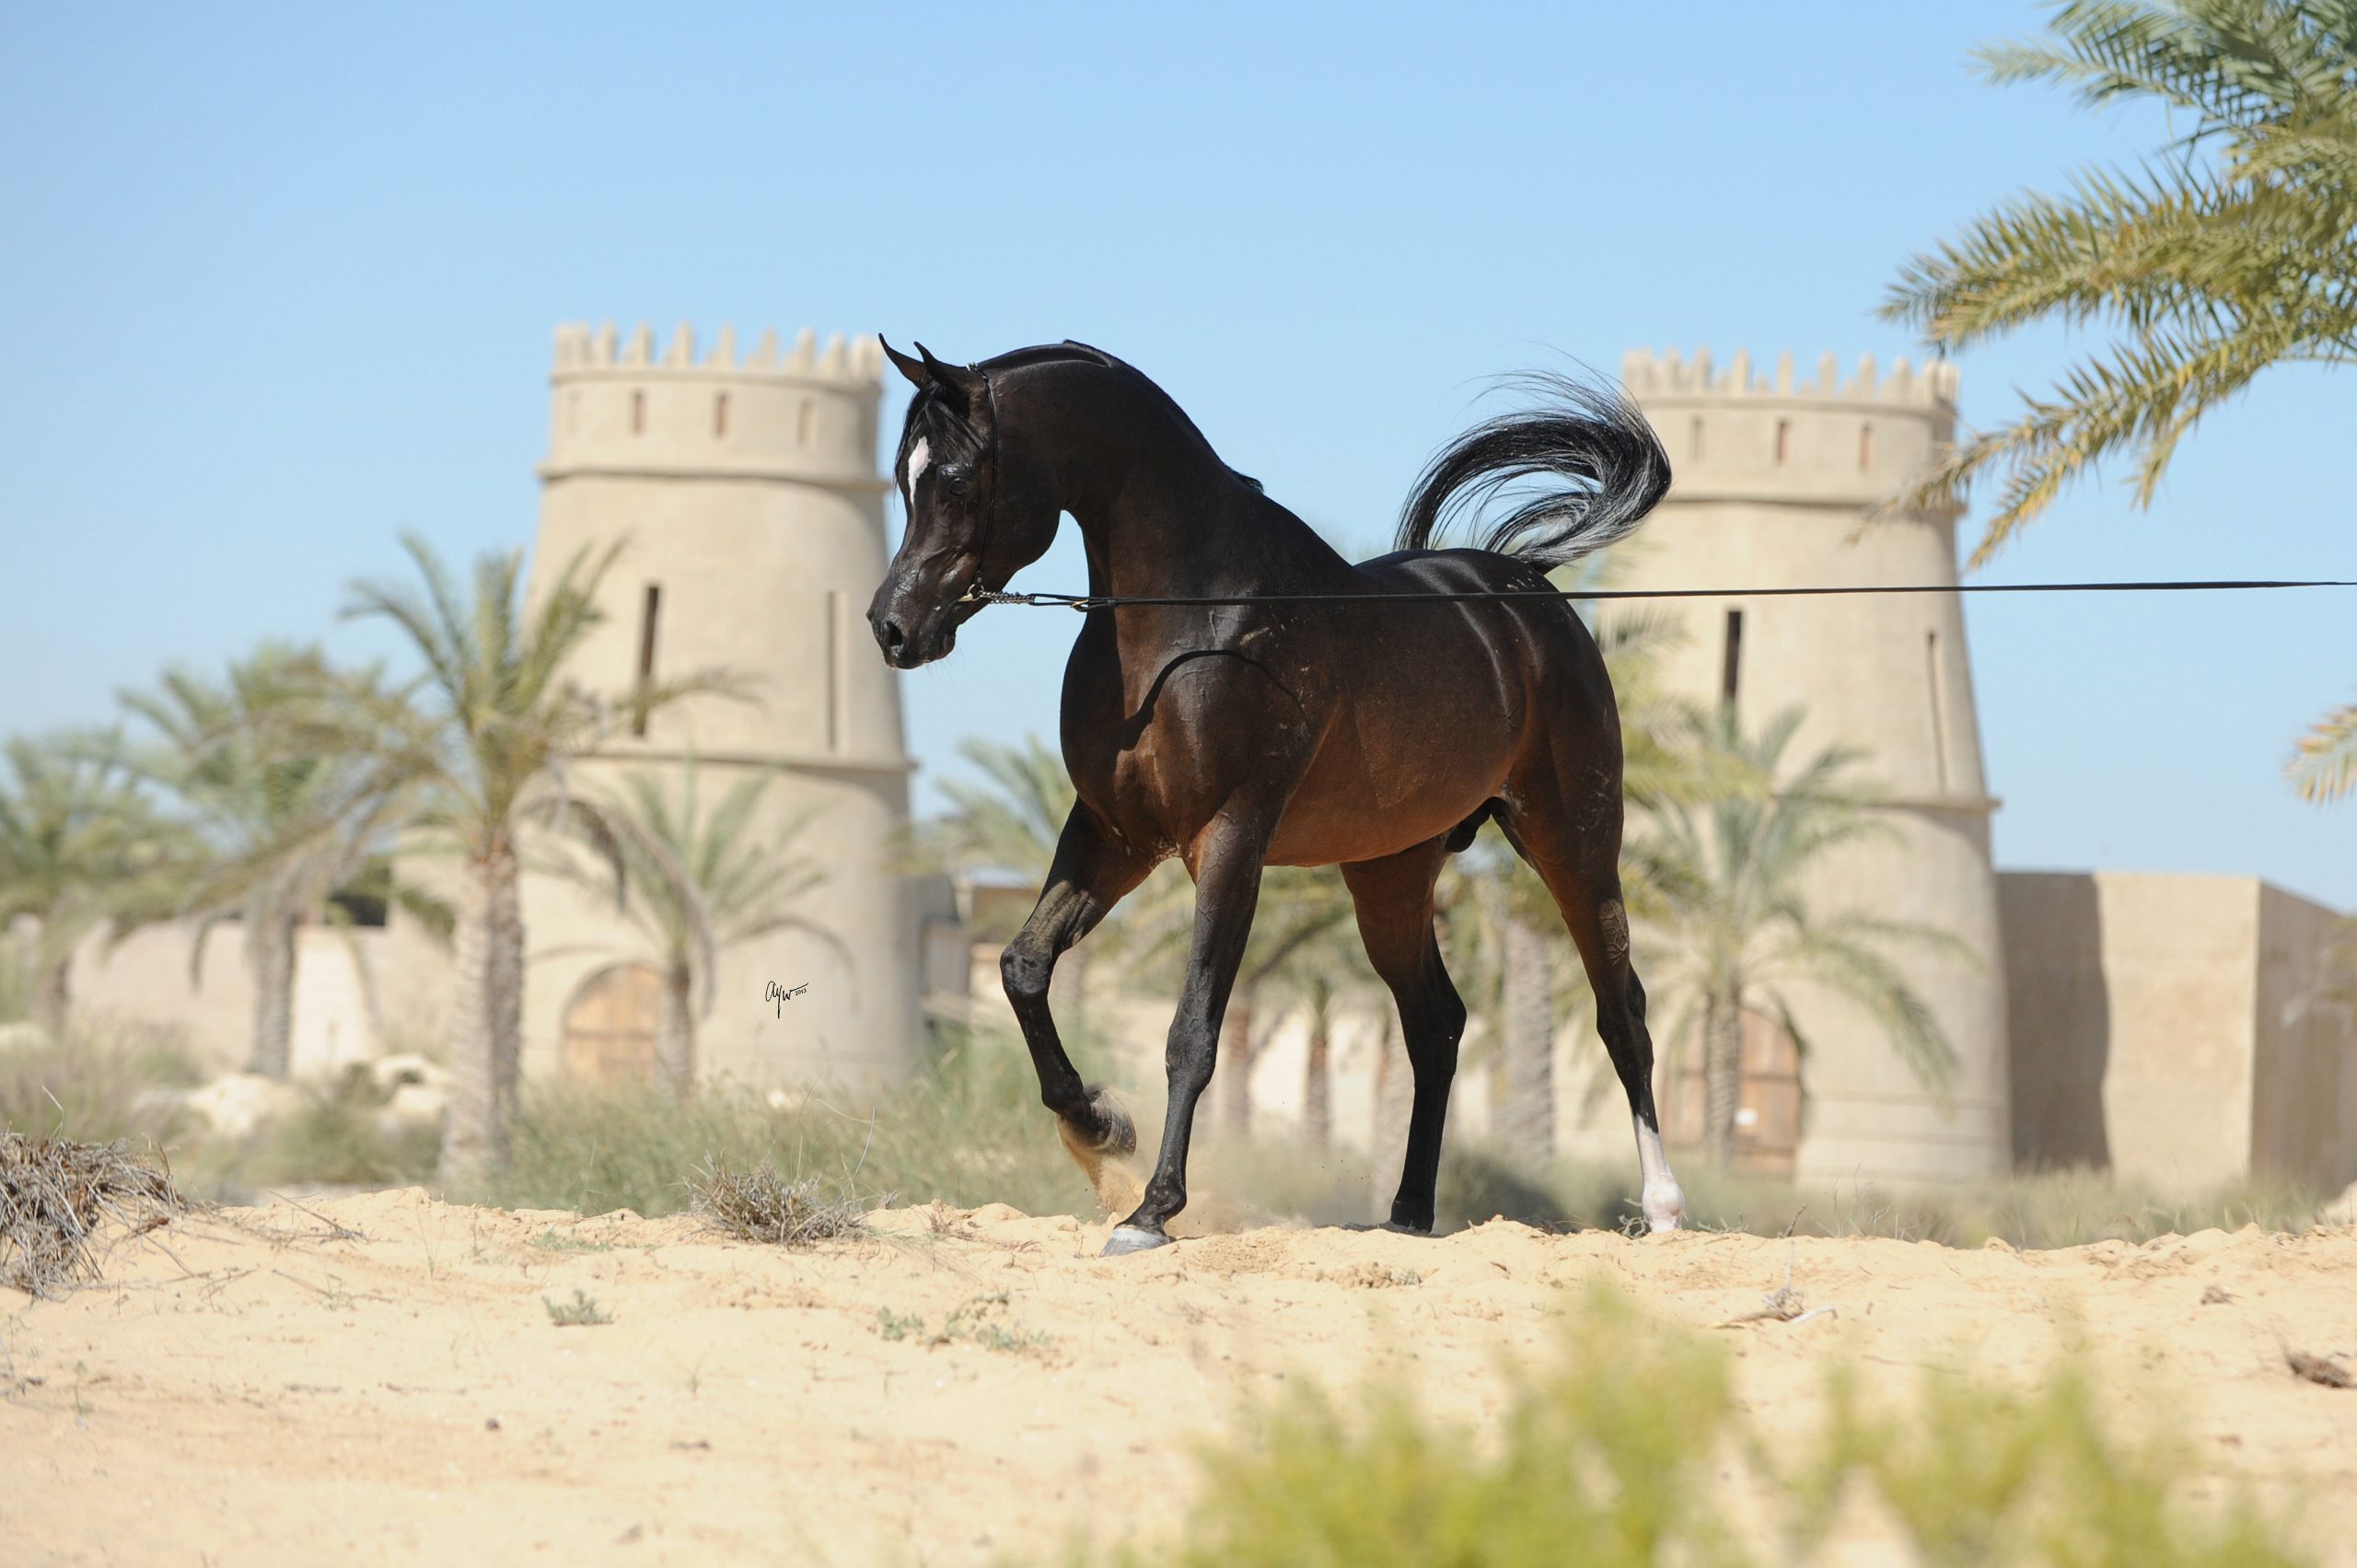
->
(520, 322), (921, 1091)
(1611, 347), (2010, 1183)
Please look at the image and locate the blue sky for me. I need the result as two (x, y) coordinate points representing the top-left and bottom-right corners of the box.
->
(1, 3), (2350, 906)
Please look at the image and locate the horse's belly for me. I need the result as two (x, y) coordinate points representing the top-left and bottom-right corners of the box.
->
(1265, 718), (1516, 866)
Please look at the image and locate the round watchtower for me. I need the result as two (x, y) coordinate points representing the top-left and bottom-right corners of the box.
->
(1613, 347), (2010, 1184)
(521, 322), (922, 1091)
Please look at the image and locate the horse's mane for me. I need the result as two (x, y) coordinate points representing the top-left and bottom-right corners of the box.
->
(899, 342), (1264, 494)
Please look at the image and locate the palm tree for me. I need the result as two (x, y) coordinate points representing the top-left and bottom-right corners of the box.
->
(926, 736), (1075, 891)
(556, 759), (824, 1093)
(921, 735), (1108, 1031)
(1628, 708), (1965, 1166)
(1882, 0), (2357, 798)
(0, 732), (190, 1036)
(1259, 901), (1383, 1150)
(343, 534), (735, 1187)
(1121, 863), (1363, 1137)
(118, 643), (440, 1078)
(2289, 700), (2357, 803)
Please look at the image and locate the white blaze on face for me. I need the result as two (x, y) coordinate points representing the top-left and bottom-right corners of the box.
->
(902, 437), (932, 505)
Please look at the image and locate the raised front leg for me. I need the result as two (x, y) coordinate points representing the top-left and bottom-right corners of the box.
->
(1003, 804), (1157, 1160)
(1105, 813), (1274, 1255)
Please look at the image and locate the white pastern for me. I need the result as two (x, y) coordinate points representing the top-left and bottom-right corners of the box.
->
(902, 437), (931, 505)
(1633, 1115), (1686, 1234)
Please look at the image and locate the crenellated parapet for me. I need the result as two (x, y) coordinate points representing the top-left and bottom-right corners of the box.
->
(1620, 346), (1960, 513)
(541, 323), (887, 489)
(552, 322), (886, 382)
(1620, 347), (1957, 407)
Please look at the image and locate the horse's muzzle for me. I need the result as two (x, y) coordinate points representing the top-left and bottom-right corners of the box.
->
(867, 598), (959, 668)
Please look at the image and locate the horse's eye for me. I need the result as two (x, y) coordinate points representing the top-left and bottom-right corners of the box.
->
(941, 466), (973, 495)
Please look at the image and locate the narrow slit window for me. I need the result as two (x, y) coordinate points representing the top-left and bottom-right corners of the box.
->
(1721, 609), (1745, 709)
(797, 400), (816, 446)
(632, 584), (661, 738)
(1773, 419), (1791, 465)
(1858, 422), (1875, 470)
(630, 389), (646, 436)
(826, 589), (845, 752)
(1926, 630), (1951, 790)
(1689, 415), (1704, 461)
(714, 392), (729, 437)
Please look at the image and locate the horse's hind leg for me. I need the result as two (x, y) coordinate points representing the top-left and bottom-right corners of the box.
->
(1494, 789), (1687, 1235)
(1003, 804), (1156, 1186)
(1341, 834), (1466, 1234)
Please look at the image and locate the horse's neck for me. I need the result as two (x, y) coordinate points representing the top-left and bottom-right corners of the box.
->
(1036, 373), (1347, 600)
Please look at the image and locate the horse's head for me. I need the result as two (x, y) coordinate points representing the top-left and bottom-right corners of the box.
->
(867, 341), (1061, 668)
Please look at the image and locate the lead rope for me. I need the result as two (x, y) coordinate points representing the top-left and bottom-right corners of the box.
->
(958, 578), (2357, 610)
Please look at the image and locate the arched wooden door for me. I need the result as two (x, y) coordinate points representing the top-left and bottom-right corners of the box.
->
(562, 963), (663, 1086)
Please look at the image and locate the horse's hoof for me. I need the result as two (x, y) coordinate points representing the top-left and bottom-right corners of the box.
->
(1101, 1225), (1170, 1257)
(1086, 1088), (1136, 1158)
(1643, 1185), (1687, 1235)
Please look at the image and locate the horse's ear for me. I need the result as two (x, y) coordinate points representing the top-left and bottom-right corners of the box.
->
(915, 342), (987, 402)
(880, 336), (928, 389)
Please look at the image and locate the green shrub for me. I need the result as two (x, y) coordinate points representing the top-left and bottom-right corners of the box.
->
(1069, 1287), (2309, 1568)
(244, 1091), (439, 1189)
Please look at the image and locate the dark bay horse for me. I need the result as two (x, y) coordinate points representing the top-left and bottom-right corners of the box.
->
(867, 340), (1686, 1253)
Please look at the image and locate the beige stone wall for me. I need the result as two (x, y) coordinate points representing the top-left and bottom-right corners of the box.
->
(519, 325), (923, 1091)
(1614, 349), (2010, 1183)
(69, 919), (408, 1080)
(2002, 871), (2354, 1192)
(2250, 884), (2356, 1190)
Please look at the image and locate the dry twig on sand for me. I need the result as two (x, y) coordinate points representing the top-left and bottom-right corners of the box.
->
(1720, 1243), (1839, 1328)
(2286, 1347), (2354, 1390)
(688, 1157), (865, 1249)
(0, 1133), (186, 1298)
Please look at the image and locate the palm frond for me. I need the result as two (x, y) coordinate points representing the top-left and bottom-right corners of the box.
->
(2288, 695), (2357, 801)
(1885, 0), (2357, 563)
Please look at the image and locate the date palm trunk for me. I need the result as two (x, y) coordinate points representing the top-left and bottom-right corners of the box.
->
(1702, 987), (1745, 1167)
(1218, 985), (1256, 1137)
(439, 843), (520, 1190)
(1303, 1011), (1331, 1151)
(1499, 913), (1556, 1162)
(486, 845), (524, 1125)
(249, 912), (297, 1079)
(1372, 1020), (1411, 1222)
(30, 955), (70, 1040)
(656, 957), (695, 1096)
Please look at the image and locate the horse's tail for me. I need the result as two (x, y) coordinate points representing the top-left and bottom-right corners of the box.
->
(1394, 370), (1671, 568)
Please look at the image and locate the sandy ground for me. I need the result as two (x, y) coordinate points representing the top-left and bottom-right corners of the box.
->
(2, 1190), (2353, 1566)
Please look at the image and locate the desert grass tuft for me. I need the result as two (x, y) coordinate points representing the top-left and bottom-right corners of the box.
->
(487, 1022), (1101, 1219)
(0, 1132), (186, 1297)
(542, 1287), (612, 1326)
(0, 1023), (195, 1146)
(688, 1156), (865, 1248)
(1427, 1141), (2328, 1249)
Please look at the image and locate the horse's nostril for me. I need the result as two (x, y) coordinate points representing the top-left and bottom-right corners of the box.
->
(880, 617), (907, 651)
